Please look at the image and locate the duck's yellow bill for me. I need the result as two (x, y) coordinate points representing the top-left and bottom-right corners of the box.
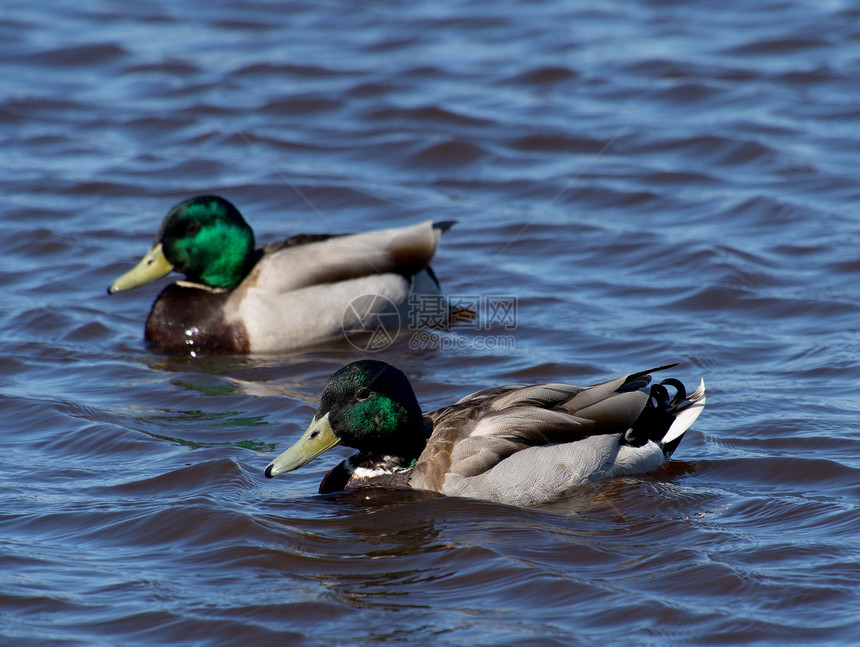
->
(108, 243), (174, 294)
(265, 412), (340, 478)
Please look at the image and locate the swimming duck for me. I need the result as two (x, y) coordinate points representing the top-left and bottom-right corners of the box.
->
(265, 360), (706, 506)
(108, 196), (452, 353)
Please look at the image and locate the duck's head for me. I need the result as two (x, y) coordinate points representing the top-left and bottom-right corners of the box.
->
(265, 360), (426, 478)
(108, 195), (256, 294)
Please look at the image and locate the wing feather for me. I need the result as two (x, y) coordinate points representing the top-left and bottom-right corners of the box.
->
(246, 220), (442, 294)
(410, 366), (682, 493)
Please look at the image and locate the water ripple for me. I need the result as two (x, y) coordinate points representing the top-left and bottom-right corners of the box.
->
(2, 0), (860, 645)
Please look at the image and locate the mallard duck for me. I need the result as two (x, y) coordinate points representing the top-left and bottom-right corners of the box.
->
(265, 360), (706, 506)
(107, 196), (452, 353)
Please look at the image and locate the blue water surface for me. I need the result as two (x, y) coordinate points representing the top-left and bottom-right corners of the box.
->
(1, 1), (859, 645)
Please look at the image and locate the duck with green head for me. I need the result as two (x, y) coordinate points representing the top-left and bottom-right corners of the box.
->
(108, 196), (453, 353)
(265, 360), (706, 506)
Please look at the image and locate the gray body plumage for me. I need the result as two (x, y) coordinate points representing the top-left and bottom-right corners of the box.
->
(407, 368), (705, 506)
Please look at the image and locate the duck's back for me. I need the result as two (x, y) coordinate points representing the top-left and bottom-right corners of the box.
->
(409, 367), (704, 506)
(226, 221), (447, 352)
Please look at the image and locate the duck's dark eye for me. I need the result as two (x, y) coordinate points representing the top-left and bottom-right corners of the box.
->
(185, 223), (201, 236)
(356, 387), (371, 401)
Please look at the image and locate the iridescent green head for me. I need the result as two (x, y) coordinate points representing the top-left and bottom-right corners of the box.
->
(265, 360), (427, 478)
(108, 195), (256, 294)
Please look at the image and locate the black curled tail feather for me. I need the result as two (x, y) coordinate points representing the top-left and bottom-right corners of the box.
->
(624, 378), (702, 456)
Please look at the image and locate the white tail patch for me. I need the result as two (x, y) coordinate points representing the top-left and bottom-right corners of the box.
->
(661, 379), (706, 447)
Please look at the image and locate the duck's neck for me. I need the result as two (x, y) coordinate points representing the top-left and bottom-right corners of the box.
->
(319, 453), (415, 494)
(346, 409), (429, 466)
